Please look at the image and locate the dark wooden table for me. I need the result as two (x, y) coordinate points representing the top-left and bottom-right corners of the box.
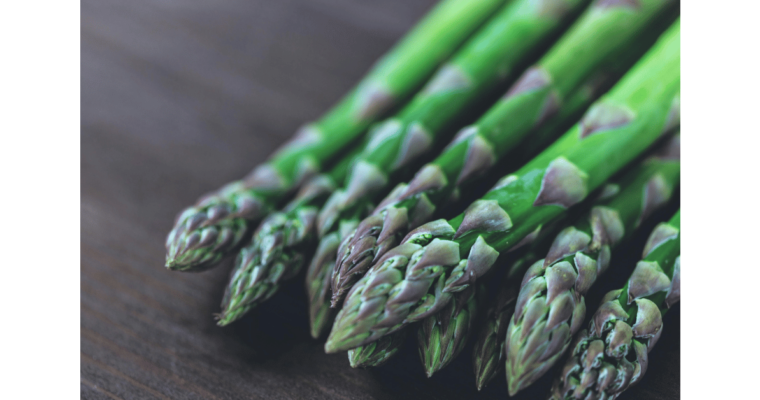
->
(81, 1), (680, 398)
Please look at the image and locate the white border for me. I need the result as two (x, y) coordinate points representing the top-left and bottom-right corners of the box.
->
(0, 1), (80, 398)
(682, 1), (759, 398)
(1, 0), (759, 398)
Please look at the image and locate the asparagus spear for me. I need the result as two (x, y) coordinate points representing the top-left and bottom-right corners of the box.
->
(549, 210), (680, 400)
(331, 0), (677, 307)
(308, 0), (590, 337)
(417, 284), (484, 377)
(348, 329), (408, 369)
(472, 253), (544, 390)
(473, 133), (678, 391)
(324, 19), (681, 354)
(306, 222), (357, 338)
(504, 133), (680, 395)
(164, 0), (508, 272)
(216, 145), (364, 325)
(470, 167), (631, 390)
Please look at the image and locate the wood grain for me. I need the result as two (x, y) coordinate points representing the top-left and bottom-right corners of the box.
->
(81, 1), (680, 398)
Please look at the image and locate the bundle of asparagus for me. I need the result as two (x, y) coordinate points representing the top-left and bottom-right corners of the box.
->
(220, 0), (591, 332)
(164, 0), (683, 396)
(504, 133), (680, 394)
(325, 19), (680, 354)
(331, 0), (678, 309)
(474, 132), (679, 391)
(303, 0), (591, 338)
(164, 0), (507, 272)
(550, 210), (680, 399)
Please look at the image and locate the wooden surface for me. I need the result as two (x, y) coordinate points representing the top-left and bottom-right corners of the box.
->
(81, 1), (680, 399)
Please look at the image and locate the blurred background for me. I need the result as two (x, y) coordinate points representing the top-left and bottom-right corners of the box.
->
(81, 1), (679, 398)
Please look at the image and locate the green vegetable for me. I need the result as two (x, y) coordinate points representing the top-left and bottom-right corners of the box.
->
(474, 132), (679, 391)
(164, 0), (508, 271)
(324, 19), (680, 354)
(505, 133), (680, 395)
(217, 146), (362, 325)
(417, 284), (484, 377)
(331, 0), (677, 308)
(308, 0), (590, 338)
(306, 222), (356, 338)
(348, 329), (408, 369)
(549, 210), (680, 400)
(472, 253), (542, 391)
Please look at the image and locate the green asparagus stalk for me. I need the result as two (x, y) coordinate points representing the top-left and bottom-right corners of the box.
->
(318, 0), (591, 239)
(549, 210), (680, 400)
(306, 221), (357, 338)
(472, 254), (543, 390)
(417, 284), (484, 377)
(331, 0), (677, 307)
(348, 329), (408, 368)
(324, 19), (680, 354)
(164, 0), (507, 272)
(473, 134), (678, 391)
(307, 0), (590, 337)
(504, 133), (680, 395)
(216, 145), (364, 325)
(471, 198), (599, 390)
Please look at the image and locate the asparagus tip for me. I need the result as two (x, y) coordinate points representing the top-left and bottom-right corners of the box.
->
(324, 341), (337, 354)
(215, 309), (238, 327)
(323, 323), (355, 353)
(506, 376), (523, 397)
(474, 375), (486, 392)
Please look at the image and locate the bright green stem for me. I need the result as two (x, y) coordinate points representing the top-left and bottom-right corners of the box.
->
(428, 0), (676, 203)
(276, 0), (510, 179)
(482, 0), (675, 151)
(327, 0), (593, 304)
(164, 0), (505, 271)
(324, 20), (680, 354)
(358, 0), (589, 174)
(332, 0), (676, 305)
(450, 19), (681, 258)
(541, 0), (676, 95)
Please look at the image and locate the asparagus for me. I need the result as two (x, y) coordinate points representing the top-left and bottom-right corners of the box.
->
(331, 0), (677, 307)
(504, 133), (680, 395)
(324, 20), (681, 354)
(473, 133), (678, 390)
(417, 284), (484, 377)
(308, 0), (590, 337)
(163, 0), (507, 272)
(549, 210), (680, 400)
(306, 222), (357, 338)
(472, 253), (543, 390)
(329, 83), (597, 307)
(348, 329), (408, 368)
(471, 183), (622, 391)
(216, 145), (363, 325)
